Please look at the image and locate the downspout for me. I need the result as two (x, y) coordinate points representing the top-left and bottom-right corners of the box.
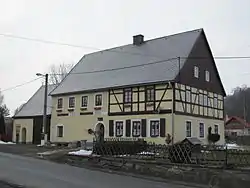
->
(171, 81), (175, 145)
(172, 57), (180, 145)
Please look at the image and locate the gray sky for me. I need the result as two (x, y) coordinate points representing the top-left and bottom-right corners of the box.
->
(1, 0), (250, 115)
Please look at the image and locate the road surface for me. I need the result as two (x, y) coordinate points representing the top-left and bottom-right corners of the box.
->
(0, 152), (197, 188)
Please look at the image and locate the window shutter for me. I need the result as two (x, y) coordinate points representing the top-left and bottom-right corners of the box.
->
(160, 118), (166, 137)
(141, 119), (147, 137)
(109, 120), (114, 137)
(125, 119), (131, 137)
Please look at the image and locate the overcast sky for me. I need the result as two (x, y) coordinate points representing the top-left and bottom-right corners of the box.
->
(0, 0), (250, 115)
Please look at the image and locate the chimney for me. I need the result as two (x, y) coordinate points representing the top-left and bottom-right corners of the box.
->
(133, 34), (144, 45)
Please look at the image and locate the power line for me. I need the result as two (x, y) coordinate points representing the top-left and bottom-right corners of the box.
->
(50, 56), (250, 76)
(1, 77), (42, 92)
(0, 33), (162, 59)
(53, 57), (178, 75)
(4, 32), (250, 60)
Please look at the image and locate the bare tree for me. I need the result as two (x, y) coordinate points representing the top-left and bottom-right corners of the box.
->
(49, 63), (74, 85)
(0, 90), (9, 117)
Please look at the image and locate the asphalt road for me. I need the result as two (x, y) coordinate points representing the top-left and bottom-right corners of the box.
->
(0, 152), (198, 188)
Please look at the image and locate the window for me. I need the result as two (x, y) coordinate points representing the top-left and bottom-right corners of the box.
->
(150, 120), (160, 137)
(199, 123), (205, 138)
(81, 96), (88, 108)
(124, 88), (132, 103)
(186, 121), (192, 138)
(205, 70), (210, 82)
(199, 94), (203, 105)
(214, 125), (219, 134)
(68, 97), (75, 109)
(57, 126), (63, 137)
(146, 86), (155, 102)
(95, 94), (102, 106)
(57, 98), (63, 109)
(204, 95), (208, 106)
(194, 66), (199, 78)
(231, 132), (237, 136)
(214, 98), (218, 108)
(132, 120), (141, 137)
(115, 121), (123, 137)
(208, 97), (211, 107)
(186, 90), (191, 102)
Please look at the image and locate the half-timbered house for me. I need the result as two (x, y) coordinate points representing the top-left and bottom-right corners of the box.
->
(49, 28), (226, 145)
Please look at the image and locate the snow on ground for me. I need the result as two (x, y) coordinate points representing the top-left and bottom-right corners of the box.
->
(0, 141), (15, 144)
(68, 149), (93, 156)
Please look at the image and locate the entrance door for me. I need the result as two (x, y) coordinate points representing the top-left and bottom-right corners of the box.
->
(21, 128), (27, 144)
(95, 123), (105, 143)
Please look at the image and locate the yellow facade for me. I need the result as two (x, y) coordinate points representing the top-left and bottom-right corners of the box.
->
(50, 82), (225, 145)
(13, 119), (33, 143)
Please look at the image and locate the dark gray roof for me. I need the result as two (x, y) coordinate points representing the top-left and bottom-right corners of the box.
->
(14, 85), (56, 118)
(50, 29), (202, 96)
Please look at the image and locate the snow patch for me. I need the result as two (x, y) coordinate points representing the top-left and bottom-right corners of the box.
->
(0, 141), (15, 144)
(68, 149), (92, 156)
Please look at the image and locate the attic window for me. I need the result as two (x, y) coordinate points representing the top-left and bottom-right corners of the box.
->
(57, 98), (63, 109)
(194, 66), (199, 78)
(205, 70), (210, 82)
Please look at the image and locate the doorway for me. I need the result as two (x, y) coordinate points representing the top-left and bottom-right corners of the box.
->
(21, 128), (27, 144)
(95, 123), (105, 143)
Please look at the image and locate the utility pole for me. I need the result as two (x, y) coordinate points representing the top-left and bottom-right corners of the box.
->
(243, 90), (247, 123)
(42, 73), (48, 145)
(36, 73), (48, 146)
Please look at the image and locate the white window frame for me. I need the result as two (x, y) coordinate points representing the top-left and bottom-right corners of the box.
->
(199, 93), (203, 105)
(68, 96), (75, 109)
(186, 90), (191, 103)
(214, 124), (219, 134)
(57, 124), (64, 137)
(204, 95), (208, 106)
(124, 88), (132, 103)
(114, 120), (125, 137)
(146, 86), (155, 102)
(199, 122), (205, 138)
(214, 97), (218, 108)
(148, 119), (160, 137)
(57, 98), (63, 109)
(205, 70), (210, 82)
(194, 66), (199, 78)
(186, 120), (192, 138)
(94, 93), (103, 107)
(81, 95), (88, 108)
(131, 119), (141, 137)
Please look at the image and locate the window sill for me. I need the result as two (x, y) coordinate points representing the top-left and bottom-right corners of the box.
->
(150, 135), (159, 138)
(132, 135), (140, 137)
(94, 106), (102, 110)
(80, 107), (88, 110)
(56, 109), (63, 112)
(115, 135), (123, 137)
(68, 108), (75, 111)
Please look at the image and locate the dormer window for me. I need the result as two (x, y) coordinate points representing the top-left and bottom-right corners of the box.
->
(194, 66), (199, 78)
(205, 70), (210, 82)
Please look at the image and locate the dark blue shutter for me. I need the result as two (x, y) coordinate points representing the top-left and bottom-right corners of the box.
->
(125, 119), (131, 137)
(141, 119), (147, 137)
(160, 118), (166, 137)
(109, 120), (114, 137)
